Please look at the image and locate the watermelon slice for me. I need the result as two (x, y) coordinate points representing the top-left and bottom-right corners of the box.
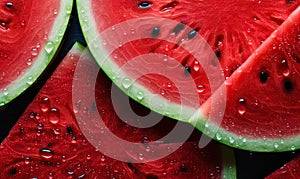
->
(198, 7), (300, 152)
(77, 0), (300, 151)
(266, 154), (300, 179)
(0, 43), (236, 178)
(0, 0), (73, 106)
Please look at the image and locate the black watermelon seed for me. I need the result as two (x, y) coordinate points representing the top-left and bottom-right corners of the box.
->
(184, 66), (191, 75)
(180, 164), (188, 173)
(260, 71), (269, 83)
(188, 30), (197, 39)
(151, 27), (160, 38)
(6, 2), (13, 8)
(173, 23), (185, 35)
(66, 125), (73, 135)
(216, 48), (221, 59)
(286, 0), (295, 3)
(138, 1), (152, 9)
(283, 79), (294, 92)
(9, 168), (17, 176)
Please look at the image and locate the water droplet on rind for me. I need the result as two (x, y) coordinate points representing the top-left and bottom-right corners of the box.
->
(215, 133), (222, 140)
(3, 88), (8, 96)
(122, 78), (132, 89)
(136, 91), (144, 101)
(26, 76), (34, 85)
(66, 6), (72, 14)
(44, 41), (54, 54)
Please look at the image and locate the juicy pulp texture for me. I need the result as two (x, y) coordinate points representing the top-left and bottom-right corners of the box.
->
(0, 44), (236, 178)
(89, 0), (300, 102)
(200, 7), (300, 151)
(78, 0), (300, 151)
(0, 0), (72, 106)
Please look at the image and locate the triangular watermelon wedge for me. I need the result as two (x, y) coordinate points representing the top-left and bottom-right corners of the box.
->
(266, 154), (300, 179)
(0, 43), (236, 178)
(0, 0), (73, 106)
(198, 7), (300, 152)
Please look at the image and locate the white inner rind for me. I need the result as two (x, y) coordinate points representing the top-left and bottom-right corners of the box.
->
(0, 0), (73, 106)
(77, 0), (300, 154)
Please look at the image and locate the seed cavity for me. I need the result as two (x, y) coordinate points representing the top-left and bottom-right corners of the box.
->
(215, 34), (224, 46)
(151, 27), (160, 38)
(160, 1), (178, 12)
(270, 16), (284, 26)
(291, 52), (300, 64)
(138, 1), (152, 9)
(283, 79), (294, 92)
(260, 71), (269, 83)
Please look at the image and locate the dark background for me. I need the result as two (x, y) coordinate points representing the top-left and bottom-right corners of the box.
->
(0, 3), (298, 179)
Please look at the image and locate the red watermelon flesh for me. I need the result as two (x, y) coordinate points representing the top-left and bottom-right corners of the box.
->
(199, 7), (300, 151)
(265, 154), (300, 179)
(78, 0), (300, 106)
(0, 43), (236, 178)
(78, 0), (300, 152)
(266, 156), (300, 179)
(0, 0), (72, 106)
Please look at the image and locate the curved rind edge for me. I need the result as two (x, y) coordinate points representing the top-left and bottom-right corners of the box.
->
(0, 0), (73, 107)
(77, 0), (300, 152)
(221, 146), (237, 179)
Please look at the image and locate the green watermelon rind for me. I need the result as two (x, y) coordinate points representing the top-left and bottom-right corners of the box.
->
(72, 42), (237, 179)
(0, 0), (73, 107)
(77, 0), (299, 152)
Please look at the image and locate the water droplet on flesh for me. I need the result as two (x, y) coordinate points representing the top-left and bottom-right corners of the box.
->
(49, 108), (60, 124)
(40, 97), (50, 112)
(280, 59), (290, 77)
(31, 48), (39, 56)
(39, 148), (54, 159)
(193, 61), (200, 71)
(238, 98), (246, 115)
(197, 84), (205, 93)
